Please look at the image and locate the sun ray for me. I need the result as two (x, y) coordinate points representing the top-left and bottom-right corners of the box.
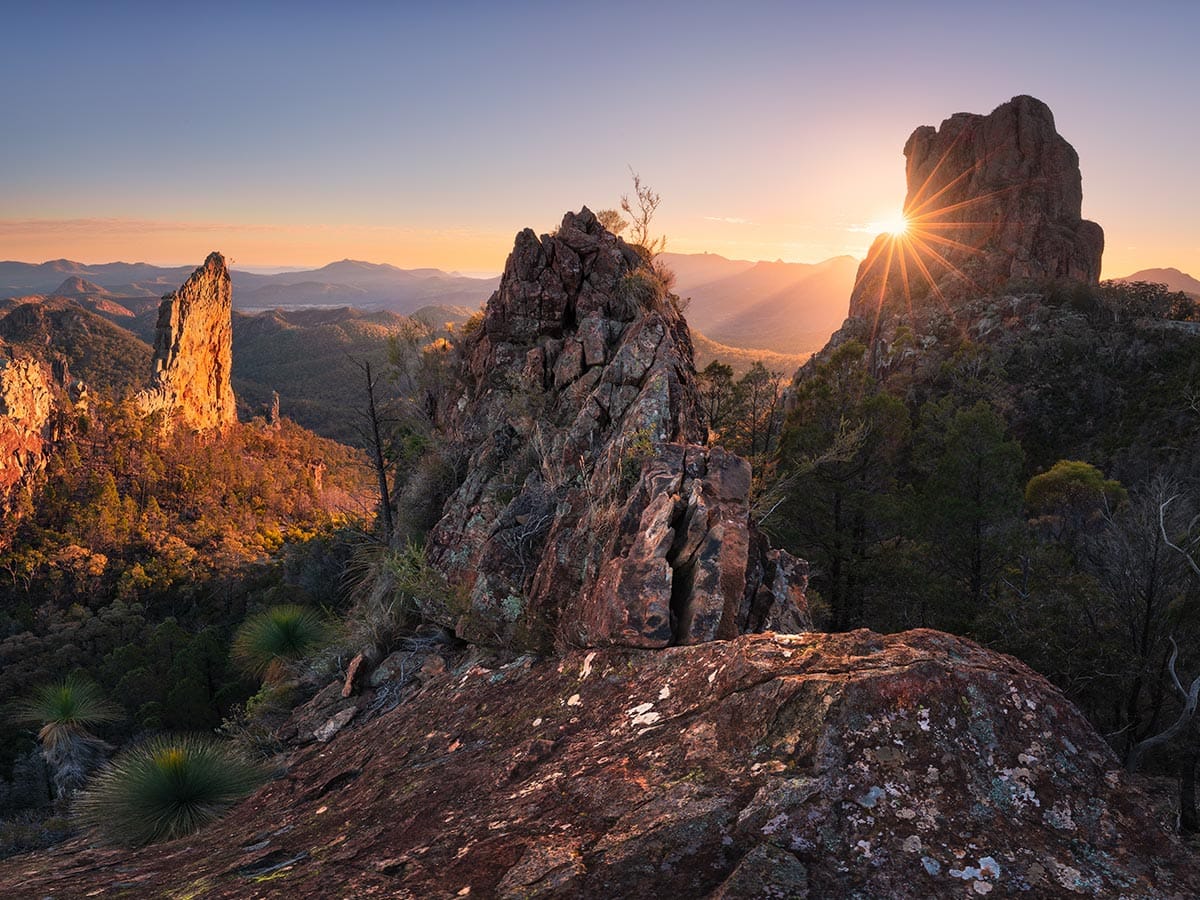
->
(903, 126), (974, 215)
(907, 233), (983, 296)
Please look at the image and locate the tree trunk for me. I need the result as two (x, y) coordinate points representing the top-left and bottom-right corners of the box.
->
(1181, 747), (1198, 834)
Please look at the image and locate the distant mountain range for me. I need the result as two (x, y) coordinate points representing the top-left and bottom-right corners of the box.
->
(1116, 267), (1200, 298)
(0, 258), (500, 316)
(6, 255), (1197, 362)
(1, 251), (863, 357)
(664, 252), (859, 355)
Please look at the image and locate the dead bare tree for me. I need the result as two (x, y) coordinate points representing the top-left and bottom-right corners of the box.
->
(621, 168), (666, 257)
(1160, 494), (1200, 577)
(1126, 637), (1200, 774)
(349, 356), (395, 544)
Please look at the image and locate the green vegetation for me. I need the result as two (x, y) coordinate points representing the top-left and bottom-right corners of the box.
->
(74, 734), (267, 845)
(231, 605), (330, 680)
(0, 404), (373, 812)
(12, 676), (120, 750)
(772, 281), (1200, 806)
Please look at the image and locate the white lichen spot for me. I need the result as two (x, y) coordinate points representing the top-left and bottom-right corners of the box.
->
(902, 835), (922, 853)
(658, 685), (670, 700)
(532, 717), (543, 727)
(917, 708), (931, 732)
(566, 694), (581, 707)
(897, 808), (917, 820)
(580, 652), (597, 679)
(979, 857), (1001, 879)
(921, 857), (942, 875)
(973, 881), (993, 895)
(627, 701), (660, 727)
(856, 839), (872, 857)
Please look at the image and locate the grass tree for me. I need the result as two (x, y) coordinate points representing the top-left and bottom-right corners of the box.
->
(232, 604), (329, 681)
(12, 675), (121, 803)
(74, 734), (267, 845)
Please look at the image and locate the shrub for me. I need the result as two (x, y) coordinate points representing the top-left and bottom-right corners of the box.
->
(618, 269), (666, 315)
(74, 734), (267, 845)
(12, 675), (120, 749)
(231, 605), (329, 680)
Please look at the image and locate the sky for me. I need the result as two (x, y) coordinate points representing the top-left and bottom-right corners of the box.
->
(2, 1), (1197, 278)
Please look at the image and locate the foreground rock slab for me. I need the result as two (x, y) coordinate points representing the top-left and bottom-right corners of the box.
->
(3, 629), (1195, 898)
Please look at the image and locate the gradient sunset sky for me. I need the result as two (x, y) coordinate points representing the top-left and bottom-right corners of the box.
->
(3, 1), (1197, 278)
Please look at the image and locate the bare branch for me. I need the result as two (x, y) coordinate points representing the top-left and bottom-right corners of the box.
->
(1127, 635), (1200, 772)
(1160, 495), (1200, 577)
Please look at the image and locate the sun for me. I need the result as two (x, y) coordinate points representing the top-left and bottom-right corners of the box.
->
(872, 212), (909, 238)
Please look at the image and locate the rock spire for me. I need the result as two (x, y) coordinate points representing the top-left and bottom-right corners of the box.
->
(849, 95), (1104, 321)
(136, 252), (237, 431)
(424, 208), (809, 650)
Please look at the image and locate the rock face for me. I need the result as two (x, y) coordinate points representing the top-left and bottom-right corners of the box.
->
(0, 353), (58, 525)
(849, 95), (1104, 322)
(426, 208), (809, 650)
(136, 252), (236, 431)
(4, 630), (1196, 897)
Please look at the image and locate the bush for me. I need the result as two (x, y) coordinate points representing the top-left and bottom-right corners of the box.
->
(231, 605), (329, 679)
(74, 734), (267, 845)
(12, 675), (120, 749)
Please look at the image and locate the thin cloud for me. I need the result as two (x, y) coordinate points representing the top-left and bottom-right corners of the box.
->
(703, 216), (753, 225)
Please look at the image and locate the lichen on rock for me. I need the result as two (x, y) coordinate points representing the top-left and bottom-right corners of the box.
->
(424, 208), (809, 650)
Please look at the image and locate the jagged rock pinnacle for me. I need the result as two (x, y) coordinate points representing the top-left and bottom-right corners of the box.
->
(424, 208), (810, 650)
(136, 251), (237, 431)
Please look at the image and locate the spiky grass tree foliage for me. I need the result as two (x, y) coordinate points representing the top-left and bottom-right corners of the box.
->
(74, 734), (268, 845)
(232, 604), (329, 680)
(12, 675), (121, 801)
(12, 675), (121, 749)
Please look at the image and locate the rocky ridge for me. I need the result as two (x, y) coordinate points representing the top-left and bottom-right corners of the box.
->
(2, 629), (1196, 897)
(135, 251), (237, 431)
(0, 353), (59, 525)
(849, 95), (1103, 326)
(424, 208), (809, 650)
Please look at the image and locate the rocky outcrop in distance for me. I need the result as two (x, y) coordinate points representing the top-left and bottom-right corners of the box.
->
(136, 252), (236, 431)
(3, 629), (1195, 897)
(425, 208), (809, 650)
(849, 95), (1104, 322)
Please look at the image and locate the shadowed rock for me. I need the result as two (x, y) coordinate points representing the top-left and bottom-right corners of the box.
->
(425, 208), (809, 650)
(849, 95), (1104, 322)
